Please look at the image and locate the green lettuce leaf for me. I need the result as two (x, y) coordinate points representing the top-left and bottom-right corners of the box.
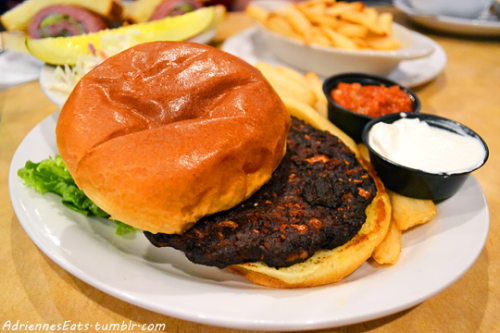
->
(18, 155), (135, 235)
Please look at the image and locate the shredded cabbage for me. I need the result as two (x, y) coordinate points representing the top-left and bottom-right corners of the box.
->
(47, 56), (102, 94)
(44, 29), (144, 95)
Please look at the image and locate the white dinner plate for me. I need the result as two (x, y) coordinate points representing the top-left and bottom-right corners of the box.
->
(9, 113), (489, 330)
(395, 0), (500, 36)
(221, 27), (447, 89)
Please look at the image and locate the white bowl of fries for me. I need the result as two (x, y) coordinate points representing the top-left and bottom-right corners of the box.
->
(247, 0), (435, 76)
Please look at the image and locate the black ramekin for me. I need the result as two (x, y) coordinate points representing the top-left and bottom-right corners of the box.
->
(362, 113), (489, 201)
(323, 73), (421, 143)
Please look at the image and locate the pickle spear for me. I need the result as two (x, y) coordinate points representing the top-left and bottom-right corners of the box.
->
(26, 7), (214, 65)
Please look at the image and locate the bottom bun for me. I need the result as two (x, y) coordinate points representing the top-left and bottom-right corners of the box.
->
(227, 161), (391, 289)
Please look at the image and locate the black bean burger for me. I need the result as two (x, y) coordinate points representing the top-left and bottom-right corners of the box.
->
(55, 41), (391, 288)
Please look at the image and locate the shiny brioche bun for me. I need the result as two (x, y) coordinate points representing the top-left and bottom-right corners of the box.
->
(56, 41), (291, 234)
(227, 101), (392, 288)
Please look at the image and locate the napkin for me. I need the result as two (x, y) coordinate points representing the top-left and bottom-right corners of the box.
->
(0, 50), (43, 90)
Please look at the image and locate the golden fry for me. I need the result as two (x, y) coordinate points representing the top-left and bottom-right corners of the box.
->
(372, 218), (402, 265)
(304, 72), (328, 118)
(297, 4), (340, 29)
(352, 37), (368, 49)
(245, 5), (269, 25)
(265, 13), (303, 41)
(301, 0), (336, 8)
(320, 25), (359, 50)
(298, 1), (326, 14)
(307, 11), (340, 29)
(337, 21), (369, 38)
(340, 9), (375, 25)
(276, 66), (308, 86)
(357, 143), (370, 162)
(366, 36), (401, 50)
(388, 190), (438, 231)
(283, 4), (313, 35)
(255, 62), (317, 107)
(340, 10), (385, 35)
(363, 7), (378, 22)
(378, 12), (393, 35)
(325, 2), (364, 16)
(303, 26), (332, 46)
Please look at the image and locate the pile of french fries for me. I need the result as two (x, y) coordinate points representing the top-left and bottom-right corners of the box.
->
(246, 0), (401, 51)
(255, 61), (438, 265)
(254, 61), (358, 152)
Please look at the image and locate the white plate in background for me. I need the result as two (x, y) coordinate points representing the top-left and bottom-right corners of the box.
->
(395, 0), (500, 36)
(9, 113), (489, 331)
(254, 22), (435, 79)
(222, 27), (446, 88)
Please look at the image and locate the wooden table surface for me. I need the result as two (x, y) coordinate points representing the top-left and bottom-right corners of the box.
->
(1, 8), (499, 333)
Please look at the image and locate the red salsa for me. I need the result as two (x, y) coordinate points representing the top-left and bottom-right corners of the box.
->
(331, 82), (413, 117)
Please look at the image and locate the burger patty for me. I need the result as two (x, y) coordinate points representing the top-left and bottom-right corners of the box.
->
(144, 117), (377, 268)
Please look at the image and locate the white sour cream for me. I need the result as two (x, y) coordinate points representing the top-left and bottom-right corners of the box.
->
(368, 118), (486, 174)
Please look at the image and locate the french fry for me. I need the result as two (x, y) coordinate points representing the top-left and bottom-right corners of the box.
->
(372, 218), (402, 264)
(340, 9), (374, 25)
(297, 1), (327, 15)
(301, 0), (336, 8)
(282, 5), (313, 35)
(320, 25), (359, 50)
(388, 190), (438, 231)
(255, 62), (317, 107)
(298, 4), (340, 29)
(351, 37), (368, 49)
(272, 65), (328, 119)
(365, 36), (401, 50)
(325, 2), (364, 17)
(265, 13), (303, 41)
(363, 7), (379, 23)
(270, 85), (304, 104)
(245, 5), (269, 25)
(378, 12), (393, 35)
(337, 21), (369, 38)
(307, 12), (340, 29)
(304, 72), (328, 118)
(367, 159), (402, 265)
(303, 26), (332, 46)
(276, 66), (309, 87)
(340, 10), (385, 35)
(357, 143), (370, 162)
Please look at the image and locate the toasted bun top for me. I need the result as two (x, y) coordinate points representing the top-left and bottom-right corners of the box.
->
(56, 41), (291, 234)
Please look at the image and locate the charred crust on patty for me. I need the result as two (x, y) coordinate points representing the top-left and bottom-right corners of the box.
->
(144, 117), (377, 268)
